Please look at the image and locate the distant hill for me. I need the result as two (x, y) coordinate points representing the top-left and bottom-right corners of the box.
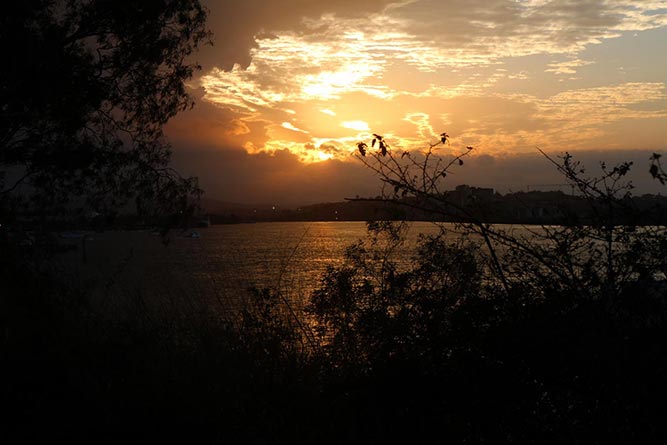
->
(198, 188), (667, 225)
(199, 197), (275, 215)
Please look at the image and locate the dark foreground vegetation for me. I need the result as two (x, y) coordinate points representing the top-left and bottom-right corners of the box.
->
(4, 151), (667, 443)
(3, 1), (667, 443)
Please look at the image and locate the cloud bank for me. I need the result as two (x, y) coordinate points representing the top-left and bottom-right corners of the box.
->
(168, 0), (667, 204)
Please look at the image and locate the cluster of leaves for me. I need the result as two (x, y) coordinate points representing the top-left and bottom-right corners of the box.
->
(357, 131), (458, 158)
(1, 1), (210, 229)
(350, 132), (667, 295)
(355, 131), (474, 202)
(294, 133), (667, 440)
(356, 133), (390, 157)
(302, 217), (667, 441)
(307, 223), (484, 370)
(650, 152), (667, 185)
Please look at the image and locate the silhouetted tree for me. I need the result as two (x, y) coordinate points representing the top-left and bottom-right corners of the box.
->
(350, 132), (667, 298)
(302, 135), (667, 441)
(0, 0), (210, 229)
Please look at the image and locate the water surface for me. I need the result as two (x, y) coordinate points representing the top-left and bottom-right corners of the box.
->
(58, 221), (528, 319)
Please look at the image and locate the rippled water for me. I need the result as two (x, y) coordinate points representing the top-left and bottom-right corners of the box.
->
(58, 222), (449, 316)
(59, 221), (538, 319)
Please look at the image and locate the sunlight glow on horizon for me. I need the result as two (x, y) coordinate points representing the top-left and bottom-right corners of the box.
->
(194, 1), (667, 163)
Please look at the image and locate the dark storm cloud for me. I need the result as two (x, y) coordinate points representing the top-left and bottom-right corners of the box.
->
(171, 143), (381, 205)
(166, 94), (270, 149)
(170, 136), (666, 205)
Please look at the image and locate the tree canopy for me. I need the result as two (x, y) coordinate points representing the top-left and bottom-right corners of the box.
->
(0, 0), (210, 228)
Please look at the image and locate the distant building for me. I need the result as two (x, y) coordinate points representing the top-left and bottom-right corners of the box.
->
(449, 185), (495, 206)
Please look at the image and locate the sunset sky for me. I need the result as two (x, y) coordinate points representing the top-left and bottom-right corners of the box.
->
(166, 0), (667, 205)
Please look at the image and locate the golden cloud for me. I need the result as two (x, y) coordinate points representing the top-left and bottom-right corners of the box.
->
(192, 1), (667, 161)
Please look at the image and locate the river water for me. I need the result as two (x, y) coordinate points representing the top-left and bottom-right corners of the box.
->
(58, 221), (531, 321)
(55, 222), (442, 317)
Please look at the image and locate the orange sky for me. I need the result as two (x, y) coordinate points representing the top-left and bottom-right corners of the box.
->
(166, 0), (667, 204)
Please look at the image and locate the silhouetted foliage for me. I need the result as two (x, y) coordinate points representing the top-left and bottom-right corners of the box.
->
(296, 132), (667, 442)
(5, 48), (667, 442)
(0, 3), (217, 440)
(0, 0), (210, 230)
